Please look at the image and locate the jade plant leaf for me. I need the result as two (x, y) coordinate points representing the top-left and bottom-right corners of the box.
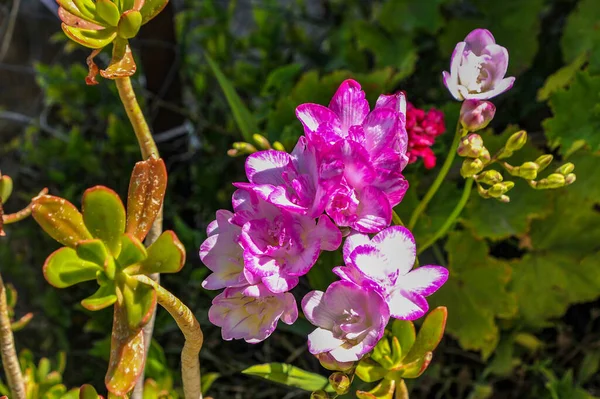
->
(356, 378), (395, 399)
(105, 304), (146, 396)
(117, 233), (147, 267)
(126, 158), (167, 241)
(241, 363), (333, 392)
(82, 186), (126, 255)
(120, 275), (157, 330)
(391, 320), (416, 361)
(32, 195), (93, 247)
(0, 175), (13, 203)
(62, 25), (117, 49)
(75, 239), (109, 266)
(355, 358), (388, 383)
(402, 306), (447, 364)
(393, 353), (432, 379)
(139, 0), (168, 24)
(79, 384), (101, 399)
(43, 247), (102, 288)
(81, 282), (117, 311)
(99, 38), (136, 79)
(428, 231), (517, 358)
(137, 231), (185, 274)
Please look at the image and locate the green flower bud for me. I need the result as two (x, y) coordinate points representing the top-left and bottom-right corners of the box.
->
(311, 390), (329, 399)
(329, 372), (351, 395)
(272, 141), (286, 152)
(534, 154), (554, 172)
(232, 142), (257, 154)
(476, 170), (503, 185)
(505, 130), (527, 152)
(556, 162), (575, 175)
(519, 162), (539, 180)
(495, 147), (514, 160)
(565, 173), (576, 185)
(488, 181), (514, 198)
(461, 158), (484, 178)
(252, 134), (271, 150)
(457, 134), (485, 158)
(498, 195), (510, 203)
(96, 0), (121, 27)
(118, 10), (142, 39)
(536, 173), (565, 189)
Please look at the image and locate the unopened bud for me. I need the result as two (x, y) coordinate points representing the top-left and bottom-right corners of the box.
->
(519, 162), (539, 180)
(460, 99), (496, 132)
(495, 148), (513, 160)
(252, 134), (271, 150)
(273, 141), (286, 152)
(232, 142), (257, 154)
(457, 134), (485, 158)
(556, 162), (575, 175)
(311, 390), (329, 399)
(476, 170), (503, 185)
(565, 173), (576, 185)
(0, 174), (13, 204)
(488, 181), (514, 198)
(329, 372), (351, 395)
(534, 154), (553, 172)
(536, 173), (565, 189)
(478, 147), (491, 163)
(498, 195), (510, 203)
(461, 158), (484, 178)
(505, 130), (528, 152)
(96, 0), (121, 27)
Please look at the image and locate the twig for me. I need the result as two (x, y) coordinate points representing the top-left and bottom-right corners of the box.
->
(0, 273), (25, 399)
(0, 0), (21, 62)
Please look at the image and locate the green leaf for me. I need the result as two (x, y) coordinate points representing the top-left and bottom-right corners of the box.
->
(117, 233), (147, 267)
(32, 195), (93, 248)
(205, 53), (259, 142)
(79, 384), (100, 399)
(117, 10), (142, 39)
(242, 363), (333, 392)
(403, 307), (447, 364)
(378, 0), (446, 35)
(126, 158), (167, 241)
(511, 251), (600, 326)
(81, 282), (117, 311)
(355, 358), (388, 383)
(562, 149), (600, 204)
(261, 63), (303, 96)
(537, 52), (588, 102)
(428, 231), (517, 358)
(43, 247), (102, 288)
(201, 372), (220, 395)
(578, 350), (600, 385)
(62, 25), (117, 49)
(0, 175), (13, 203)
(391, 352), (432, 379)
(561, 0), (600, 70)
(139, 0), (168, 24)
(391, 320), (416, 362)
(137, 231), (185, 274)
(120, 274), (157, 330)
(82, 186), (126, 255)
(356, 378), (395, 399)
(142, 379), (159, 399)
(543, 71), (600, 155)
(75, 239), (109, 266)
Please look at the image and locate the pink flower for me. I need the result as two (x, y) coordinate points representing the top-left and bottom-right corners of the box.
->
(459, 99), (496, 131)
(334, 226), (448, 320)
(209, 283), (298, 343)
(406, 102), (446, 169)
(295, 80), (409, 233)
(302, 281), (390, 363)
(233, 188), (342, 293)
(443, 29), (515, 100)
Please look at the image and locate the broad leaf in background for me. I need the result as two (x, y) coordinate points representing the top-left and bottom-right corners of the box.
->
(242, 363), (333, 393)
(561, 0), (600, 74)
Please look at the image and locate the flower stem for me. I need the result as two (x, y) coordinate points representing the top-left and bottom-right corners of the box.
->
(115, 76), (162, 399)
(0, 273), (25, 399)
(392, 210), (405, 226)
(408, 123), (464, 230)
(135, 275), (203, 399)
(417, 178), (473, 255)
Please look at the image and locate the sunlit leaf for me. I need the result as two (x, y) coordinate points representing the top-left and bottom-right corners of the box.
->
(82, 186), (126, 255)
(391, 352), (432, 379)
(62, 24), (117, 49)
(32, 195), (93, 248)
(79, 384), (101, 399)
(75, 239), (109, 266)
(242, 363), (333, 392)
(391, 320), (416, 362)
(43, 247), (102, 288)
(139, 0), (168, 24)
(136, 231), (185, 274)
(403, 307), (447, 364)
(81, 282), (117, 311)
(117, 233), (147, 267)
(537, 52), (588, 102)
(356, 378), (395, 399)
(355, 358), (387, 383)
(120, 274), (157, 330)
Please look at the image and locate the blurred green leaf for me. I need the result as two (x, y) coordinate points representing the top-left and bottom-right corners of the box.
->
(242, 363), (333, 392)
(537, 52), (588, 102)
(561, 0), (600, 72)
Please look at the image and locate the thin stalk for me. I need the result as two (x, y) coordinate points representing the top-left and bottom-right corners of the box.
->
(115, 77), (162, 399)
(408, 123), (464, 230)
(0, 273), (25, 399)
(392, 210), (405, 226)
(135, 275), (203, 399)
(417, 178), (473, 255)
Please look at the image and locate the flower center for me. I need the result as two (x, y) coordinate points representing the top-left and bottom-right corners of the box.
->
(459, 52), (492, 93)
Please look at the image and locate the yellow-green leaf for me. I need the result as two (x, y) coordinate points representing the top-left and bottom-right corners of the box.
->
(32, 195), (93, 248)
(120, 275), (156, 330)
(355, 358), (387, 383)
(81, 282), (117, 311)
(242, 363), (333, 392)
(82, 186), (125, 255)
(62, 24), (117, 49)
(137, 231), (185, 274)
(75, 239), (109, 266)
(0, 175), (13, 204)
(43, 247), (102, 288)
(403, 307), (447, 364)
(117, 233), (147, 267)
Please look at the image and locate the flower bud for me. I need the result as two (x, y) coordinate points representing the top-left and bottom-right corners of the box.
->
(478, 148), (491, 163)
(252, 134), (271, 150)
(498, 194), (510, 203)
(505, 130), (527, 152)
(518, 162), (539, 180)
(534, 154), (554, 172)
(461, 158), (484, 177)
(556, 162), (575, 175)
(565, 173), (576, 185)
(476, 170), (503, 185)
(272, 141), (286, 152)
(233, 142), (257, 153)
(488, 181), (514, 197)
(316, 353), (354, 372)
(457, 134), (486, 158)
(118, 10), (142, 39)
(96, 0), (121, 27)
(329, 372), (351, 395)
(311, 390), (329, 399)
(460, 99), (496, 131)
(0, 174), (13, 204)
(536, 173), (565, 189)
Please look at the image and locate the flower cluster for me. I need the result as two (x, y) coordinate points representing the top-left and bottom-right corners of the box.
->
(405, 102), (446, 169)
(200, 79), (448, 367)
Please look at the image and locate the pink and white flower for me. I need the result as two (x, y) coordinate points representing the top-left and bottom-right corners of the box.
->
(443, 28), (515, 100)
(209, 283), (298, 343)
(302, 281), (390, 363)
(334, 226), (448, 320)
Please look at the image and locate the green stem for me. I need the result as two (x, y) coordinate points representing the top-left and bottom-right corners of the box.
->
(417, 178), (473, 255)
(408, 123), (464, 230)
(115, 76), (162, 399)
(392, 210), (404, 226)
(0, 273), (25, 399)
(135, 275), (203, 399)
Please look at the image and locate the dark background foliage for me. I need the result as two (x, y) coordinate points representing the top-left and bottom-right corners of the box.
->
(1, 0), (600, 397)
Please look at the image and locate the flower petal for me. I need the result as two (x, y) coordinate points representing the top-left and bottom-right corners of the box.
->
(296, 103), (341, 138)
(372, 225), (416, 275)
(302, 290), (337, 329)
(362, 107), (400, 159)
(399, 265), (449, 296)
(245, 150), (291, 185)
(307, 328), (345, 355)
(482, 44), (509, 82)
(388, 289), (428, 320)
(315, 215), (342, 251)
(342, 232), (371, 265)
(464, 28), (496, 54)
(353, 186), (392, 233)
(328, 79), (370, 132)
